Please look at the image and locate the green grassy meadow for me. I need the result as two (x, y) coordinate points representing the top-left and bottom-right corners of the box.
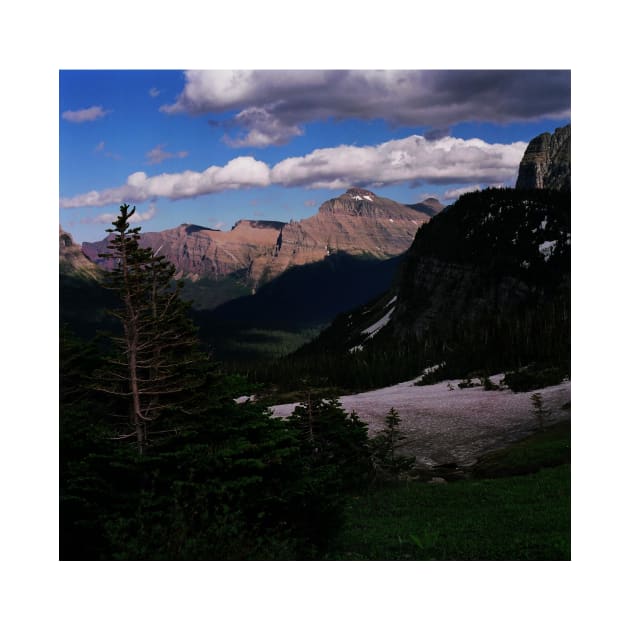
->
(327, 422), (570, 560)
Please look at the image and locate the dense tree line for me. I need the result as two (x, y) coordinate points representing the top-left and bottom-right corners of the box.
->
(246, 290), (569, 393)
(60, 206), (404, 560)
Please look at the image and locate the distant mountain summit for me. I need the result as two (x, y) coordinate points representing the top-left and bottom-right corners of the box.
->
(82, 189), (440, 290)
(319, 188), (379, 215)
(406, 197), (444, 217)
(318, 188), (437, 220)
(516, 124), (570, 191)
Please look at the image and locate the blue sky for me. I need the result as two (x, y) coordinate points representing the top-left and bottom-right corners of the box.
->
(60, 70), (570, 243)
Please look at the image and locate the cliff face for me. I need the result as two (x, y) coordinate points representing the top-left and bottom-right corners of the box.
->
(391, 188), (570, 354)
(82, 189), (439, 288)
(59, 226), (101, 280)
(516, 124), (570, 191)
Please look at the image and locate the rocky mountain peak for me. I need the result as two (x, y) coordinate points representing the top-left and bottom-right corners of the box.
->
(318, 188), (418, 220)
(516, 124), (570, 191)
(342, 188), (377, 201)
(317, 188), (379, 217)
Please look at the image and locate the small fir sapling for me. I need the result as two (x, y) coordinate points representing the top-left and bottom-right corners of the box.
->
(370, 407), (415, 479)
(530, 392), (551, 431)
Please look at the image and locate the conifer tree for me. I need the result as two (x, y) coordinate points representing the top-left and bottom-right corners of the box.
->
(95, 204), (206, 454)
(370, 407), (415, 478)
(530, 392), (550, 431)
(287, 396), (371, 490)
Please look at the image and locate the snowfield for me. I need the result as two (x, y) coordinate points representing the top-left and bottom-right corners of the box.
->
(271, 375), (571, 468)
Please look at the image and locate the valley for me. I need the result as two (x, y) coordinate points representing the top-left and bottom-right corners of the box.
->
(62, 188), (437, 361)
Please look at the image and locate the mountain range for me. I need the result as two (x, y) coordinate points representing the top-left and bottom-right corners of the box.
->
(60, 188), (442, 355)
(80, 188), (441, 290)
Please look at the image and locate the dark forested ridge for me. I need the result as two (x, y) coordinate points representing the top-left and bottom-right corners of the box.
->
(258, 188), (570, 391)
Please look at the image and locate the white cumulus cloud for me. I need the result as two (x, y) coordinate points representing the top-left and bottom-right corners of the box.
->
(60, 135), (527, 208)
(270, 135), (527, 189)
(60, 157), (271, 208)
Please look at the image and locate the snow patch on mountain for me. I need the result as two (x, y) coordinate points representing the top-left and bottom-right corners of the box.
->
(538, 240), (557, 261)
(362, 306), (395, 339)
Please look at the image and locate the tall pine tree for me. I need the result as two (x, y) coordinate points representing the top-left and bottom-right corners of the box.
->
(95, 204), (206, 454)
